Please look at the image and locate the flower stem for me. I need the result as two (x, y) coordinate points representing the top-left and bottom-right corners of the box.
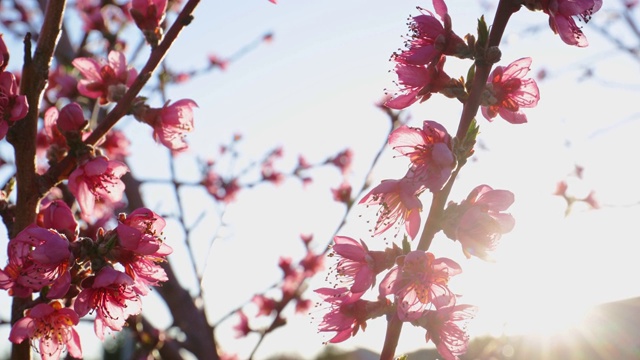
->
(380, 313), (404, 360)
(417, 0), (519, 252)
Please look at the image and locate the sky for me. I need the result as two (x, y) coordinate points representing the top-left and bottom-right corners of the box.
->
(2, 0), (640, 359)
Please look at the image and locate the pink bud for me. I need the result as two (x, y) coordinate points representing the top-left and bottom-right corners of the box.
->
(37, 200), (79, 241)
(130, 0), (168, 31)
(57, 103), (86, 133)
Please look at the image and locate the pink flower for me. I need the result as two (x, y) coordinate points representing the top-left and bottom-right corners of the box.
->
(252, 294), (278, 316)
(299, 248), (324, 277)
(100, 129), (131, 161)
(140, 99), (198, 152)
(331, 236), (376, 297)
(68, 156), (128, 219)
(72, 51), (137, 104)
(208, 54), (229, 70)
(46, 65), (79, 102)
(393, 0), (468, 66)
(328, 148), (353, 175)
(203, 171), (240, 203)
(442, 185), (515, 260)
(0, 71), (29, 140)
(74, 267), (142, 340)
(37, 199), (79, 241)
(481, 57), (540, 124)
(9, 302), (82, 360)
(233, 310), (252, 338)
(359, 178), (423, 240)
(279, 256), (304, 298)
(385, 56), (451, 110)
(535, 0), (602, 47)
(331, 181), (352, 204)
(130, 0), (167, 32)
(56, 102), (86, 133)
(389, 120), (455, 191)
(0, 226), (72, 298)
(314, 287), (389, 343)
(380, 251), (461, 320)
(412, 304), (478, 360)
(114, 208), (172, 295)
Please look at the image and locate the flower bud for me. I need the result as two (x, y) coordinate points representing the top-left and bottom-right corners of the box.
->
(57, 103), (87, 133)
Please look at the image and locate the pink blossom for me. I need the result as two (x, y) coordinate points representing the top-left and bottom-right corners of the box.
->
(0, 226), (72, 298)
(252, 294), (278, 316)
(393, 0), (468, 66)
(72, 51), (137, 104)
(233, 310), (252, 338)
(389, 120), (455, 191)
(100, 129), (131, 161)
(299, 247), (324, 277)
(331, 236), (376, 297)
(314, 287), (386, 343)
(41, 106), (69, 159)
(140, 99), (198, 152)
(46, 65), (79, 102)
(481, 57), (540, 124)
(295, 298), (312, 314)
(535, 0), (602, 47)
(279, 256), (303, 298)
(385, 56), (451, 110)
(114, 208), (172, 295)
(130, 0), (167, 32)
(379, 251), (461, 320)
(328, 148), (353, 175)
(9, 302), (82, 360)
(412, 304), (478, 360)
(261, 163), (285, 184)
(582, 190), (599, 209)
(68, 156), (128, 219)
(74, 267), (142, 340)
(208, 54), (229, 70)
(331, 181), (352, 204)
(56, 102), (86, 133)
(37, 199), (79, 241)
(203, 171), (240, 203)
(359, 178), (423, 240)
(0, 71), (29, 140)
(116, 208), (167, 253)
(442, 185), (515, 260)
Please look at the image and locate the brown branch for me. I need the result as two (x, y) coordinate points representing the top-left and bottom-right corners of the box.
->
(39, 0), (202, 193)
(5, 1), (67, 359)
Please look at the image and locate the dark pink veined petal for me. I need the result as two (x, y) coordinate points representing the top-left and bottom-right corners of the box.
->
(350, 267), (374, 293)
(395, 63), (431, 87)
(72, 57), (102, 81)
(332, 236), (367, 261)
(499, 108), (528, 124)
(502, 57), (532, 79)
(385, 91), (420, 109)
(432, 0), (448, 20)
(389, 125), (425, 155)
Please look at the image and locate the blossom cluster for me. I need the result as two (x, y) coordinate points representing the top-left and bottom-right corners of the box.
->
(0, 1), (198, 357)
(0, 205), (172, 359)
(314, 0), (601, 359)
